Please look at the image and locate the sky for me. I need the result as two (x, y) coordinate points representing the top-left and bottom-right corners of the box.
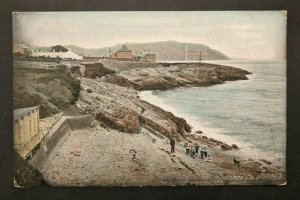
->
(13, 11), (287, 60)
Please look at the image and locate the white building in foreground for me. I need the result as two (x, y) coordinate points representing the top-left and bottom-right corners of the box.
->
(31, 49), (83, 60)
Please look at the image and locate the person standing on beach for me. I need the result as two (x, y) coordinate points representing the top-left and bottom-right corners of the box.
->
(170, 138), (175, 153)
(200, 146), (204, 159)
(195, 143), (199, 155)
(191, 146), (196, 158)
(203, 147), (208, 158)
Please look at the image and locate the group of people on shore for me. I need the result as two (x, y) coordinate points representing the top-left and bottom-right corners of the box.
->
(184, 141), (213, 162)
(169, 138), (213, 163)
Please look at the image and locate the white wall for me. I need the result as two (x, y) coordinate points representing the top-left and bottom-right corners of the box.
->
(31, 50), (83, 60)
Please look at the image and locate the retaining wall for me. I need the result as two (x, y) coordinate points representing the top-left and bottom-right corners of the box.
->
(29, 115), (92, 169)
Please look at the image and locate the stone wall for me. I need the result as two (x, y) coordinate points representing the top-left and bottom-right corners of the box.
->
(29, 115), (92, 169)
(101, 60), (159, 72)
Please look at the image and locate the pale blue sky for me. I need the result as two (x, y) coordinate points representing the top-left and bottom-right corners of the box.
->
(13, 11), (287, 60)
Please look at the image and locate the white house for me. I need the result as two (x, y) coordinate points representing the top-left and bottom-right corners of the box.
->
(31, 49), (83, 60)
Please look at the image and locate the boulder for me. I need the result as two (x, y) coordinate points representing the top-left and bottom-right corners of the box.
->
(70, 66), (82, 77)
(259, 159), (272, 165)
(102, 74), (138, 89)
(231, 144), (239, 149)
(195, 130), (203, 134)
(86, 89), (92, 93)
(221, 144), (232, 150)
(89, 121), (96, 128)
(84, 63), (116, 79)
(95, 107), (140, 134)
(139, 72), (148, 77)
(84, 106), (94, 115)
(209, 138), (223, 145)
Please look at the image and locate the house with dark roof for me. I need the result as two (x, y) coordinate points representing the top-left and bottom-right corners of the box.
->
(112, 45), (133, 61)
(133, 50), (156, 62)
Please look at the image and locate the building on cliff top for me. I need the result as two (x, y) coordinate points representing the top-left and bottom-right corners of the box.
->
(112, 44), (133, 61)
(112, 45), (156, 62)
(31, 48), (83, 60)
(13, 42), (83, 60)
(133, 49), (156, 62)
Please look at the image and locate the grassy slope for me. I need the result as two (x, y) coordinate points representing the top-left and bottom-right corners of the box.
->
(14, 67), (81, 118)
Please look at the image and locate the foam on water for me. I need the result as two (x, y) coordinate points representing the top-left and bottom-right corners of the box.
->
(140, 60), (286, 167)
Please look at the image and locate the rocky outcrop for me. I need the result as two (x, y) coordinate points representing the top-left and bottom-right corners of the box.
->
(139, 100), (191, 139)
(221, 144), (233, 150)
(95, 107), (140, 134)
(84, 63), (116, 78)
(70, 66), (82, 77)
(76, 78), (191, 138)
(101, 74), (138, 89)
(188, 134), (239, 151)
(259, 159), (272, 165)
(102, 62), (252, 91)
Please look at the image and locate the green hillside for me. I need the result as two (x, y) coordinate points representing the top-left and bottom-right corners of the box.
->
(65, 40), (230, 61)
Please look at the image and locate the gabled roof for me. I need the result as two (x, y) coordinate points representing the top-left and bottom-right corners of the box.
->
(19, 43), (30, 49)
(35, 47), (52, 51)
(134, 51), (156, 57)
(117, 45), (132, 52)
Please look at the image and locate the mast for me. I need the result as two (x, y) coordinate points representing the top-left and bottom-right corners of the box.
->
(199, 51), (202, 62)
(185, 45), (188, 61)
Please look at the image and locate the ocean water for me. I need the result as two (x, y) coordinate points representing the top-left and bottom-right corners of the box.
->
(140, 60), (286, 166)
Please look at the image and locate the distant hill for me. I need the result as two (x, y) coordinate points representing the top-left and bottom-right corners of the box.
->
(64, 41), (230, 61)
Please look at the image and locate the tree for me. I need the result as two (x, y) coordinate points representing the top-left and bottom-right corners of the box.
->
(51, 45), (68, 52)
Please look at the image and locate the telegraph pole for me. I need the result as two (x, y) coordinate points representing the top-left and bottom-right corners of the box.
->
(185, 45), (188, 61)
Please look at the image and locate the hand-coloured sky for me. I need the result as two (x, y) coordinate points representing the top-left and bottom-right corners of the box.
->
(13, 11), (286, 60)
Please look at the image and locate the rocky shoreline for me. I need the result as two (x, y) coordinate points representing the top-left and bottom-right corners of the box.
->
(99, 60), (251, 91)
(75, 61), (251, 140)
(14, 60), (285, 186)
(68, 61), (285, 185)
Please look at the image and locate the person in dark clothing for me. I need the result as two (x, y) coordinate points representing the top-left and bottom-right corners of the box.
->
(195, 143), (199, 155)
(170, 138), (175, 153)
(191, 147), (196, 158)
(203, 147), (208, 158)
(186, 147), (190, 155)
(200, 147), (204, 159)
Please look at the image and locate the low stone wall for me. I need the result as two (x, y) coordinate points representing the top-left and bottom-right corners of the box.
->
(101, 60), (159, 72)
(29, 115), (92, 169)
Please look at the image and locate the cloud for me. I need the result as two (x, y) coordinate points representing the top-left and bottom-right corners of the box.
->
(13, 11), (286, 60)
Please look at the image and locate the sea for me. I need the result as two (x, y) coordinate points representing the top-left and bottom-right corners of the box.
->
(140, 60), (286, 167)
